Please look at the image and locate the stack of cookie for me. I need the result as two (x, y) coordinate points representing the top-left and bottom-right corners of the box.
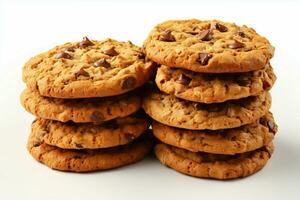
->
(21, 37), (156, 172)
(143, 19), (278, 179)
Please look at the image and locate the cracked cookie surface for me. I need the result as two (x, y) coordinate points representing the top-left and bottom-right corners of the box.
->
(142, 88), (271, 130)
(144, 19), (274, 73)
(27, 127), (153, 172)
(156, 63), (276, 103)
(23, 38), (156, 98)
(32, 115), (150, 149)
(21, 89), (141, 123)
(155, 142), (273, 179)
(153, 112), (277, 155)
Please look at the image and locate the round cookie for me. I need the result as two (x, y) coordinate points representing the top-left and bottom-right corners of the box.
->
(153, 112), (277, 155)
(156, 63), (276, 103)
(155, 142), (274, 180)
(27, 128), (153, 172)
(144, 19), (274, 73)
(32, 115), (150, 149)
(21, 89), (141, 123)
(142, 88), (271, 130)
(23, 37), (156, 98)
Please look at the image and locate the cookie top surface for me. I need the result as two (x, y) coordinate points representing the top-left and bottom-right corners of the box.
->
(32, 114), (150, 149)
(153, 112), (277, 155)
(144, 19), (274, 73)
(155, 142), (273, 179)
(142, 88), (271, 130)
(27, 128), (153, 172)
(156, 63), (276, 103)
(21, 89), (141, 123)
(23, 38), (156, 98)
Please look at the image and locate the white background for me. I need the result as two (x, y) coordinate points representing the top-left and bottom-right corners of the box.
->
(1, 0), (300, 199)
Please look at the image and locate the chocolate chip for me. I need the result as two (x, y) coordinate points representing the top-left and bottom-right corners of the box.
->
(33, 140), (43, 147)
(63, 47), (75, 52)
(158, 30), (175, 42)
(176, 74), (191, 85)
(121, 76), (136, 89)
(103, 46), (119, 56)
(74, 68), (89, 79)
(237, 31), (247, 38)
(75, 143), (83, 148)
(214, 23), (228, 32)
(197, 53), (212, 65)
(230, 136), (237, 141)
(236, 78), (251, 86)
(124, 133), (135, 142)
(260, 117), (277, 133)
(186, 31), (199, 35)
(198, 30), (213, 41)
(79, 36), (94, 48)
(55, 52), (72, 59)
(263, 80), (271, 90)
(93, 58), (111, 68)
(228, 40), (245, 49)
(90, 111), (104, 123)
(267, 121), (277, 133)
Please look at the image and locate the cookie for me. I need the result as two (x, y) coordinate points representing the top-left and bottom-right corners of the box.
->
(153, 112), (277, 155)
(155, 142), (273, 179)
(21, 89), (141, 123)
(32, 115), (150, 149)
(23, 37), (156, 98)
(142, 88), (271, 130)
(144, 19), (274, 73)
(27, 127), (153, 172)
(156, 63), (276, 103)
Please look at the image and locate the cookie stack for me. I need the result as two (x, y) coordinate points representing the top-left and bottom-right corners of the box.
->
(143, 19), (278, 179)
(21, 37), (156, 172)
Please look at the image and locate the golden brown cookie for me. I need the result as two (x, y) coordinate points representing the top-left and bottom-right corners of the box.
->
(142, 88), (271, 130)
(153, 112), (277, 155)
(23, 37), (156, 98)
(155, 142), (273, 180)
(21, 89), (141, 123)
(144, 19), (274, 73)
(27, 128), (153, 172)
(156, 63), (276, 103)
(32, 115), (150, 149)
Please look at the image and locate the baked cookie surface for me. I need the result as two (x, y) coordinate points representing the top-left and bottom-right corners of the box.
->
(23, 37), (156, 98)
(153, 112), (277, 154)
(21, 89), (141, 123)
(155, 142), (273, 179)
(142, 88), (271, 130)
(156, 63), (276, 103)
(144, 19), (274, 73)
(27, 127), (153, 172)
(32, 115), (150, 149)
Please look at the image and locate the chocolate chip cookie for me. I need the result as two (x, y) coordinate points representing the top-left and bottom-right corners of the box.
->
(144, 19), (274, 73)
(21, 89), (141, 123)
(142, 88), (271, 130)
(27, 128), (153, 172)
(23, 37), (156, 98)
(156, 63), (276, 103)
(153, 112), (277, 155)
(155, 142), (273, 179)
(32, 115), (150, 149)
